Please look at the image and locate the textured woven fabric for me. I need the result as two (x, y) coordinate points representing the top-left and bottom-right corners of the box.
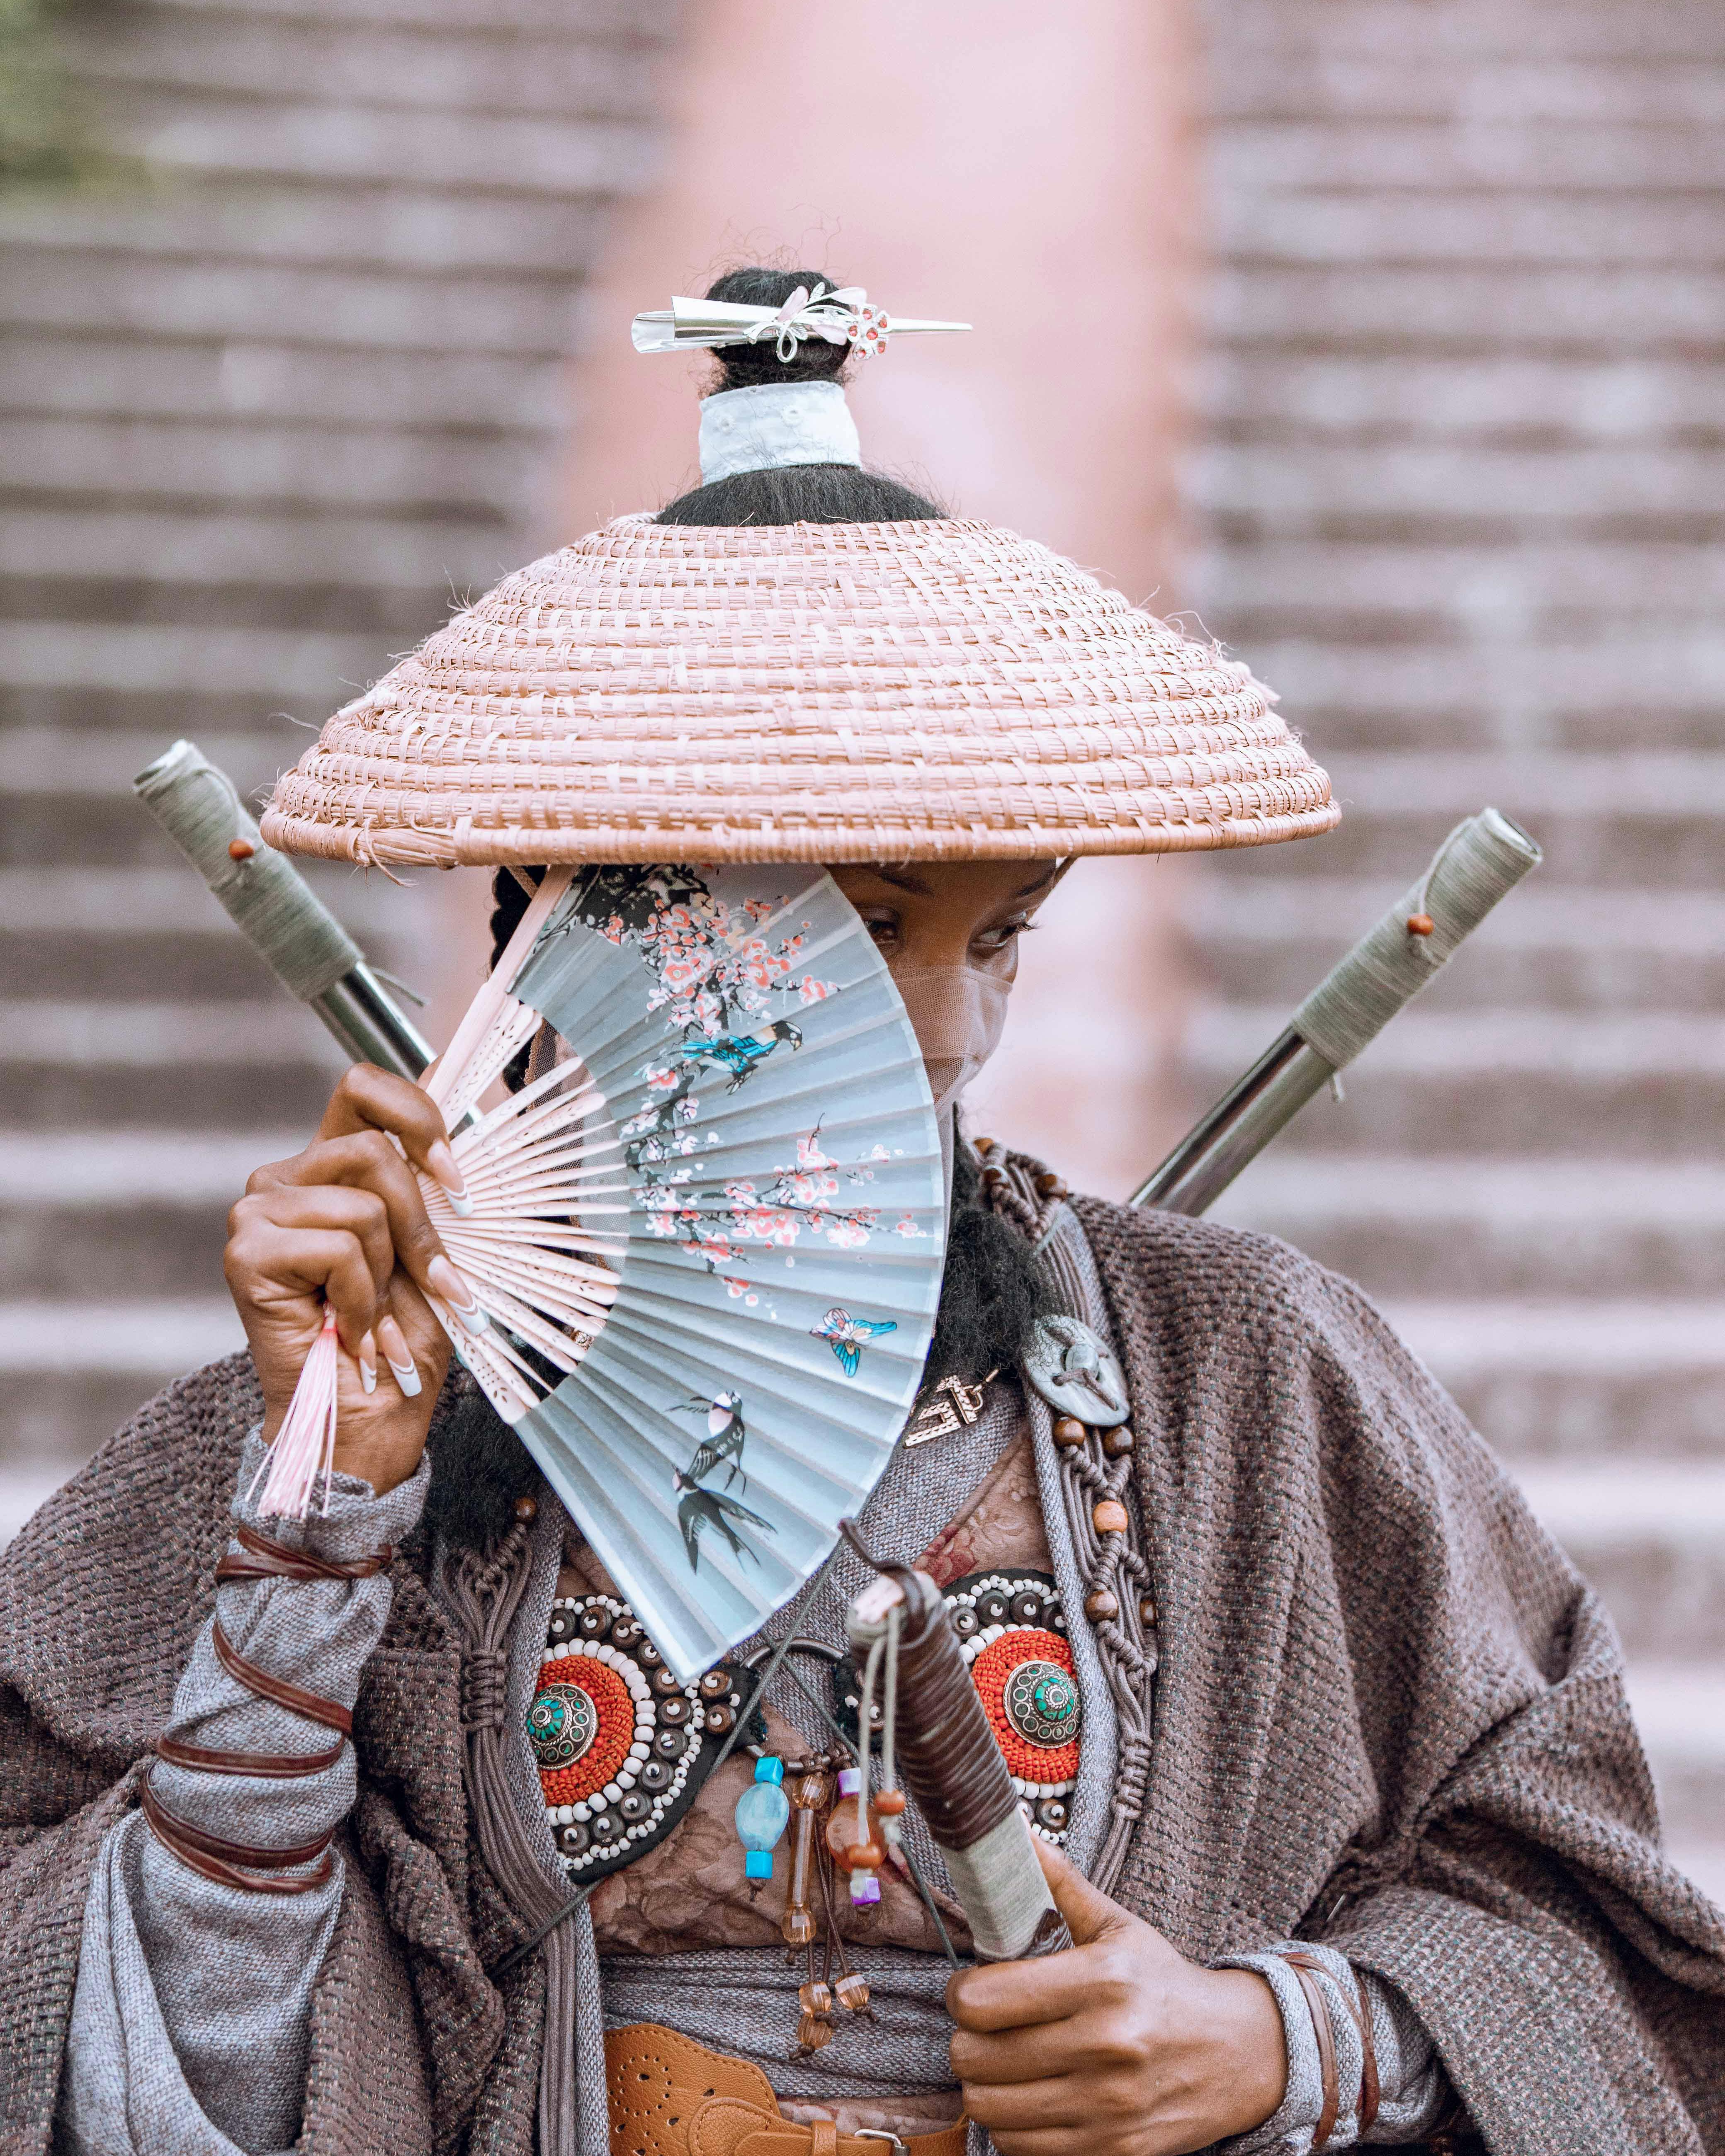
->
(259, 517), (1340, 868)
(59, 1432), (428, 2154)
(3, 1206), (1723, 2154)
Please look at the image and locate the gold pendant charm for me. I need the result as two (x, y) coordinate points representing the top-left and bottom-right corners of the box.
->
(904, 1367), (998, 1448)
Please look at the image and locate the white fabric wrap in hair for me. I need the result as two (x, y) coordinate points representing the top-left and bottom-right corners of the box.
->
(698, 381), (862, 484)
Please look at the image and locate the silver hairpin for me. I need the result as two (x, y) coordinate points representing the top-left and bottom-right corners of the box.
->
(632, 282), (970, 363)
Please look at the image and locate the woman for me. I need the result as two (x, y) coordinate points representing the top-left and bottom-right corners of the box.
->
(3, 269), (1721, 2156)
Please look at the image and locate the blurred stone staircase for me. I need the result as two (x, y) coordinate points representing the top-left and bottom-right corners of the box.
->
(1191, 0), (1725, 1899)
(0, 0), (674, 1522)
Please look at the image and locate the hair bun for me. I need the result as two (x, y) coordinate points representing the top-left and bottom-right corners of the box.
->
(702, 266), (853, 393)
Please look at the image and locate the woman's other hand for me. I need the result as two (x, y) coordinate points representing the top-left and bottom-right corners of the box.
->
(224, 1064), (477, 1495)
(947, 1840), (1287, 2156)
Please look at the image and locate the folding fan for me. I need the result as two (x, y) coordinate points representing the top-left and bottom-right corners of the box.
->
(261, 864), (946, 1681)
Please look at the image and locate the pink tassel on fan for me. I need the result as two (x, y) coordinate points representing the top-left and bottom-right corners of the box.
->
(249, 1307), (342, 1519)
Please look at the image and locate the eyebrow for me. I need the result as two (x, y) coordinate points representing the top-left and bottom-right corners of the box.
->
(873, 867), (935, 896)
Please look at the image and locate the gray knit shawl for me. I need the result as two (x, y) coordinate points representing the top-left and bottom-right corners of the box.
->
(2, 1198), (1723, 2156)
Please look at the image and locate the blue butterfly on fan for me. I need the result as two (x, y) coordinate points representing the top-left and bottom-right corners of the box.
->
(811, 1305), (899, 1379)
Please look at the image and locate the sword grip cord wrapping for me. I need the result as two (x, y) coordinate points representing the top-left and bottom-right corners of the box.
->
(842, 1527), (1070, 1962)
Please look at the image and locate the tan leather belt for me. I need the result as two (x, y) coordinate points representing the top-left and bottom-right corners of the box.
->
(605, 2024), (967, 2156)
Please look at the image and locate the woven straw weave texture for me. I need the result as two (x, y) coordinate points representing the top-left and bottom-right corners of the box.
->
(262, 516), (1340, 867)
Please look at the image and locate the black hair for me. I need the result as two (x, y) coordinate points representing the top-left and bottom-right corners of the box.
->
(923, 1140), (1054, 1393)
(656, 265), (945, 529)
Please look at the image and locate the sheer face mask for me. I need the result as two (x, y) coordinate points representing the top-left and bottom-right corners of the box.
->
(892, 964), (1011, 1116)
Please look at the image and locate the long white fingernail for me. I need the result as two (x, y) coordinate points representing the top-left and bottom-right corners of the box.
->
(358, 1333), (378, 1394)
(428, 1256), (488, 1332)
(427, 1140), (474, 1218)
(377, 1316), (422, 1396)
(388, 1355), (422, 1397)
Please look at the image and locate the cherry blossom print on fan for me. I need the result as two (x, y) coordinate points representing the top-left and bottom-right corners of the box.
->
(403, 864), (944, 1681)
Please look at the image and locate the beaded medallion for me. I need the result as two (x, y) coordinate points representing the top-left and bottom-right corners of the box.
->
(944, 1568), (1079, 1844)
(532, 1592), (748, 1882)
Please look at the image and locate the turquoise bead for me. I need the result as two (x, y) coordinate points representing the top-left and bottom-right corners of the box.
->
(734, 1755), (790, 1881)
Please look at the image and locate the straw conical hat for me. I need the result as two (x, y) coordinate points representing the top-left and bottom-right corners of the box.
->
(262, 515), (1338, 867)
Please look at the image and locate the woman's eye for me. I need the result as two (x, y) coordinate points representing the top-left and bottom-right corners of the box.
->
(975, 915), (1033, 954)
(859, 913), (899, 947)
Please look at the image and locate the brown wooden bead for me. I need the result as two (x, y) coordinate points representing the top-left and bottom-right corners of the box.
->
(513, 1494), (537, 1522)
(227, 837), (255, 861)
(699, 1667), (731, 1697)
(874, 1787), (907, 1815)
(1102, 1425), (1135, 1458)
(702, 1704), (735, 1735)
(1083, 1588), (1120, 1623)
(1034, 1171), (1069, 1198)
(973, 1136), (997, 1155)
(1406, 913), (1435, 937)
(1092, 1498), (1130, 1536)
(1052, 1415), (1088, 1449)
(1139, 1595), (1158, 1627)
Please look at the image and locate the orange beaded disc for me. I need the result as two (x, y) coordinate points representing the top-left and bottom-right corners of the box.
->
(534, 1653), (636, 1806)
(968, 1627), (1081, 1784)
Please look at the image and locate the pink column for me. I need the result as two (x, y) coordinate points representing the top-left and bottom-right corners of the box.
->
(559, 0), (1199, 1196)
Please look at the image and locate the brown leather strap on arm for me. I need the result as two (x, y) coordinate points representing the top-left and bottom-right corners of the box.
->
(211, 1617), (353, 1735)
(1280, 1952), (1341, 2150)
(1349, 1964), (1380, 2132)
(140, 1771), (335, 1896)
(155, 1730), (346, 1777)
(215, 1522), (394, 1586)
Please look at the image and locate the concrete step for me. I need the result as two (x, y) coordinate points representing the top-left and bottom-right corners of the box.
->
(0, 413), (541, 516)
(1205, 0), (1725, 65)
(1211, 52), (1725, 129)
(1202, 760), (1725, 886)
(61, 6), (658, 120)
(1215, 192), (1725, 273)
(1194, 438), (1725, 528)
(1190, 545), (1725, 632)
(0, 329), (566, 432)
(1622, 1662), (1725, 1865)
(1190, 877), (1725, 1011)
(0, 503), (512, 595)
(0, 246), (585, 357)
(161, 0), (648, 28)
(1513, 1462), (1725, 1657)
(1198, 642), (1724, 752)
(0, 187), (610, 285)
(0, 617), (397, 704)
(79, 84), (658, 200)
(1198, 353), (1725, 448)
(0, 1294), (246, 1509)
(1189, 1003), (1725, 1156)
(1212, 120), (1725, 194)
(0, 862), (408, 938)
(0, 1129), (305, 1296)
(1391, 1304), (1725, 1462)
(0, 1001), (343, 1129)
(1207, 1154), (1725, 1306)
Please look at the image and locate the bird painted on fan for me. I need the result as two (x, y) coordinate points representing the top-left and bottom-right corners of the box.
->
(672, 1018), (803, 1092)
(672, 1470), (775, 1573)
(670, 1388), (748, 1488)
(810, 1306), (898, 1379)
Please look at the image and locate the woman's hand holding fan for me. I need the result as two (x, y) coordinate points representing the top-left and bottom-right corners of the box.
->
(247, 863), (944, 1677)
(224, 1063), (469, 1499)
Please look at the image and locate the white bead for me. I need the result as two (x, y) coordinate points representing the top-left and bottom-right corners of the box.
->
(573, 1801), (590, 1823)
(629, 1742), (650, 1760)
(603, 1782), (622, 1804)
(617, 1768), (636, 1789)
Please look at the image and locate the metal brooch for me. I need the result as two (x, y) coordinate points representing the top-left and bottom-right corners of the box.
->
(1022, 1316), (1130, 1428)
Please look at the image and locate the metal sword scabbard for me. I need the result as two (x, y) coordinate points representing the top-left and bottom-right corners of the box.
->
(134, 738), (435, 1081)
(1132, 806), (1541, 1215)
